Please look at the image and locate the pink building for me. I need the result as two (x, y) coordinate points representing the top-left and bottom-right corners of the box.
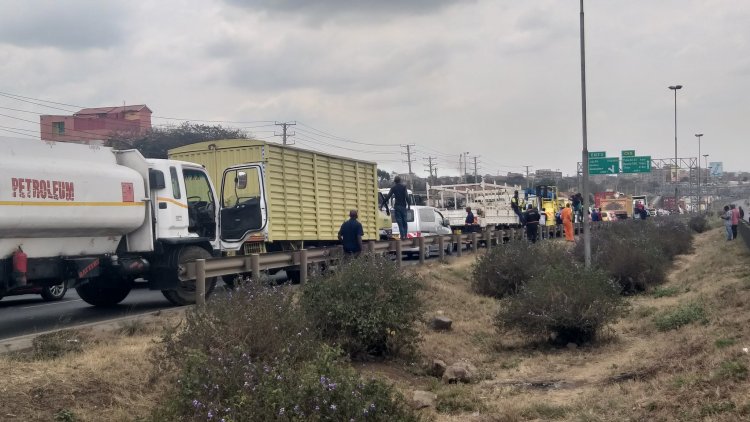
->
(40, 104), (152, 143)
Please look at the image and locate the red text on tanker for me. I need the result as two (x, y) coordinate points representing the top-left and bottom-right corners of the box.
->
(11, 178), (75, 201)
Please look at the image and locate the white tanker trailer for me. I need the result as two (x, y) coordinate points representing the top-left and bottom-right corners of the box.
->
(0, 137), (228, 306)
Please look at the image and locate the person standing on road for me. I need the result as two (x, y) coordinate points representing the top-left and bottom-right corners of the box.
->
(338, 209), (364, 256)
(731, 204), (740, 239)
(721, 205), (733, 241)
(524, 204), (540, 243)
(561, 203), (575, 242)
(740, 206), (746, 223)
(383, 176), (410, 239)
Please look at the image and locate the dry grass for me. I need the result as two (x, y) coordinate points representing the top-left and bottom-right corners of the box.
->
(0, 313), (181, 421)
(3, 228), (750, 421)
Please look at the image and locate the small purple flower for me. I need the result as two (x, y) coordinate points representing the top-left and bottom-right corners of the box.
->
(207, 410), (214, 419)
(330, 404), (337, 411)
(192, 399), (201, 409)
(278, 407), (285, 416)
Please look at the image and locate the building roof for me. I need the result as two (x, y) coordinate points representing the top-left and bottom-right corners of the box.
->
(75, 104), (152, 115)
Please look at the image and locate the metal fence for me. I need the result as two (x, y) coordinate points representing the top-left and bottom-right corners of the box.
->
(189, 223), (587, 304)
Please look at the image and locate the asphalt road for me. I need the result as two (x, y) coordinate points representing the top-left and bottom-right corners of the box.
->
(0, 284), (177, 341)
(0, 253), (441, 342)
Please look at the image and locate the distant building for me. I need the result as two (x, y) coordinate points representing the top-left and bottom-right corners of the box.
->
(40, 104), (152, 143)
(535, 169), (562, 181)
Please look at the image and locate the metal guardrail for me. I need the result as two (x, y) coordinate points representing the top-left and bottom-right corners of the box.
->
(189, 222), (586, 305)
(738, 220), (750, 251)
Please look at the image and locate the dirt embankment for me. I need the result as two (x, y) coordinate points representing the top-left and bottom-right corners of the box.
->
(2, 227), (750, 421)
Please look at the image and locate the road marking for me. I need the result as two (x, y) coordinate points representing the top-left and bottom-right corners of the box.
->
(21, 299), (82, 309)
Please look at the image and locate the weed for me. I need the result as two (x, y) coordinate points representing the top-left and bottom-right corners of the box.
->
(435, 384), (484, 414)
(714, 338), (736, 349)
(653, 302), (708, 331)
(301, 254), (424, 358)
(117, 319), (147, 337)
(31, 329), (88, 360)
(652, 286), (681, 298)
(54, 409), (76, 422)
(520, 402), (570, 419)
(632, 305), (658, 318)
(700, 401), (735, 416)
(714, 360), (748, 381)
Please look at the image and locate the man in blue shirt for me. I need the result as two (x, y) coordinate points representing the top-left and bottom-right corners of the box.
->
(383, 176), (410, 239)
(338, 209), (364, 256)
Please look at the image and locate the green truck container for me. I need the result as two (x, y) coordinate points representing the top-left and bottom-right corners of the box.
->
(169, 139), (379, 253)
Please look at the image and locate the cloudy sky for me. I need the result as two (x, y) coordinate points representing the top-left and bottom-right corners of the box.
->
(0, 0), (747, 176)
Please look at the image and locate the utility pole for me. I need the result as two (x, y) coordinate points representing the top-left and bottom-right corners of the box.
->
(472, 156), (480, 184)
(274, 121), (296, 145)
(424, 157), (437, 183)
(523, 165), (533, 189)
(579, 0), (591, 268)
(402, 144), (416, 189)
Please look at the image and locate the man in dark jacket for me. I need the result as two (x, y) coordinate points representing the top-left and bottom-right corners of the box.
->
(383, 176), (410, 239)
(523, 204), (540, 243)
(465, 207), (476, 233)
(338, 210), (364, 256)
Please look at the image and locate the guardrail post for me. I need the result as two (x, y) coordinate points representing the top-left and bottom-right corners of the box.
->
(484, 230), (492, 249)
(454, 234), (462, 257)
(367, 240), (375, 254)
(195, 259), (206, 306)
(438, 235), (445, 260)
(496, 230), (503, 246)
(251, 253), (261, 283)
(471, 232), (479, 253)
(418, 237), (426, 265)
(299, 249), (308, 284)
(394, 240), (402, 268)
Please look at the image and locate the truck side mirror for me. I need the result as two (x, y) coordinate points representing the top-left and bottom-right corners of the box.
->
(236, 171), (247, 190)
(148, 169), (166, 190)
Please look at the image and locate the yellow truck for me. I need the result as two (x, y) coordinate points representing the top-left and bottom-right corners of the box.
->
(169, 140), (379, 257)
(599, 197), (633, 220)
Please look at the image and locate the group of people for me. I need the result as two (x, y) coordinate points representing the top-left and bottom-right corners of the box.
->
(522, 203), (576, 243)
(721, 204), (745, 241)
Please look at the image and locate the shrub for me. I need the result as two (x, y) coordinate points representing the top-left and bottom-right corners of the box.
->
(155, 282), (420, 421)
(650, 217), (693, 258)
(472, 241), (570, 298)
(689, 214), (711, 233)
(31, 329), (89, 360)
(495, 264), (627, 345)
(653, 302), (708, 331)
(578, 227), (668, 292)
(300, 254), (423, 358)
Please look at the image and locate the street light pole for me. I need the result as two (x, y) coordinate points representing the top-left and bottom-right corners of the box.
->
(579, 0), (591, 268)
(668, 85), (683, 202)
(695, 133), (703, 212)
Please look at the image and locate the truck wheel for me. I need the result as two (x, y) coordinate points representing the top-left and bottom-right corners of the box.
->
(161, 246), (217, 306)
(76, 279), (132, 307)
(40, 281), (68, 301)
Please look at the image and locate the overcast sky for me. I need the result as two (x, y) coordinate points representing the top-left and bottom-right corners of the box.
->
(0, 0), (747, 176)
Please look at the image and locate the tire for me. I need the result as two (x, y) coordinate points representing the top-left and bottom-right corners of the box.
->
(40, 281), (68, 301)
(161, 246), (217, 306)
(76, 278), (132, 307)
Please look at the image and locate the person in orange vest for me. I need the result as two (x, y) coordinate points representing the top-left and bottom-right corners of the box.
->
(561, 203), (575, 242)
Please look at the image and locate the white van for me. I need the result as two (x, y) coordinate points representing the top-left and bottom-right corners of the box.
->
(391, 206), (452, 258)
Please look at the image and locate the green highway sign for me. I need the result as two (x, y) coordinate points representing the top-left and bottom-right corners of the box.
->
(589, 151), (606, 158)
(622, 150), (635, 157)
(622, 155), (651, 173)
(589, 157), (620, 175)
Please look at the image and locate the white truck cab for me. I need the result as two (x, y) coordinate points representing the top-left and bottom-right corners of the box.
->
(391, 205), (452, 258)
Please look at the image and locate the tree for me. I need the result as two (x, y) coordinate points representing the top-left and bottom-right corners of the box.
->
(377, 169), (391, 183)
(108, 122), (248, 158)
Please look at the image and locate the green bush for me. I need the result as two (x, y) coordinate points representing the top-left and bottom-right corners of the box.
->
(688, 214), (711, 233)
(154, 283), (420, 421)
(653, 301), (708, 331)
(576, 226), (668, 293)
(495, 264), (627, 345)
(472, 241), (570, 298)
(300, 254), (424, 358)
